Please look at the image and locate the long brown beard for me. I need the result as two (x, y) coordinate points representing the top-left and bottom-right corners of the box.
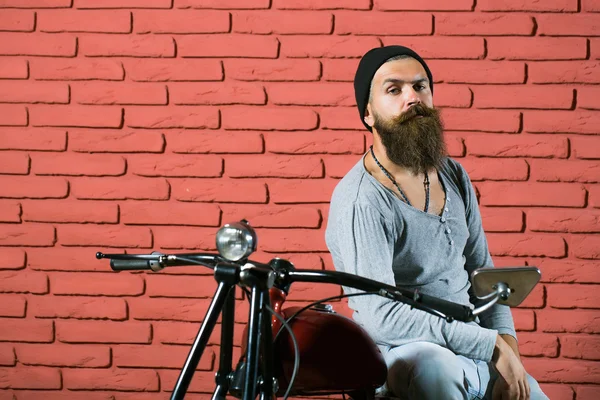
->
(373, 104), (447, 175)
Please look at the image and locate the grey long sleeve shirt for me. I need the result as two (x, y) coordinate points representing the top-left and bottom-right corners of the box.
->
(325, 156), (516, 362)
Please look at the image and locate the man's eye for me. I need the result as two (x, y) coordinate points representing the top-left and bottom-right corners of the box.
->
(415, 85), (426, 91)
(388, 88), (400, 94)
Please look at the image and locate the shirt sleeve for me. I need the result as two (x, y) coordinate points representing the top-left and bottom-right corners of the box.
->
(457, 163), (518, 340)
(330, 202), (499, 362)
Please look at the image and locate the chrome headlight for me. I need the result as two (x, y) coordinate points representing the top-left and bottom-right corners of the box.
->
(216, 220), (257, 261)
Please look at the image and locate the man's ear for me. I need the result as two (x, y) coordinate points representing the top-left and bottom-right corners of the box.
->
(364, 103), (375, 128)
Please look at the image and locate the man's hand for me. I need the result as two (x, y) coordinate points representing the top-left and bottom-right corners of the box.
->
(491, 334), (530, 400)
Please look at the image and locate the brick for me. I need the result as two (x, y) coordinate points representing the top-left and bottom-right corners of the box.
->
(0, 201), (20, 223)
(151, 226), (217, 250)
(478, 182), (586, 207)
(437, 13), (533, 36)
(0, 366), (60, 390)
(577, 386), (600, 399)
(539, 384), (574, 400)
(57, 320), (151, 344)
(583, 0), (600, 11)
(168, 130), (264, 154)
(381, 37), (485, 59)
(335, 11), (431, 35)
(222, 107), (317, 130)
(135, 10), (229, 34)
(537, 259), (600, 284)
(28, 247), (119, 272)
(432, 84), (472, 108)
(270, 179), (338, 203)
(145, 274), (216, 298)
(0, 33), (76, 57)
(572, 136), (600, 160)
(538, 14), (600, 36)
(274, 0), (371, 9)
(528, 209), (600, 233)
(572, 236), (600, 260)
(71, 177), (169, 200)
(280, 35), (381, 58)
(0, 295), (25, 317)
(256, 228), (328, 252)
(221, 204), (321, 228)
(473, 86), (573, 110)
(226, 155), (323, 178)
(487, 234), (566, 257)
(529, 61), (600, 84)
(76, 0), (172, 7)
(0, 176), (67, 199)
(562, 335), (600, 360)
(287, 252), (325, 270)
(81, 34), (175, 57)
(178, 35), (279, 58)
(523, 358), (600, 384)
(512, 309), (535, 331)
(516, 282), (545, 308)
(32, 153), (126, 176)
(488, 38), (586, 61)
(0, 248), (25, 270)
(477, 0), (577, 11)
(0, 128), (65, 151)
(225, 59), (320, 82)
(171, 178), (267, 203)
(50, 272), (144, 296)
(0, 224), (55, 246)
(176, 0), (270, 8)
(30, 58), (124, 81)
(69, 129), (164, 153)
(526, 110), (600, 135)
(0, 58), (27, 79)
(0, 10), (34, 32)
(267, 82), (354, 106)
(234, 10), (332, 34)
(72, 82), (167, 106)
(465, 134), (568, 158)
(170, 82), (266, 105)
(442, 109), (521, 132)
(0, 0), (71, 7)
(154, 321), (244, 346)
(0, 152), (29, 174)
(286, 280), (342, 302)
(538, 309), (600, 333)
(125, 59), (222, 82)
(58, 225), (152, 248)
(128, 297), (210, 322)
(531, 160), (600, 183)
(159, 370), (215, 393)
(16, 344), (110, 367)
(113, 344), (214, 369)
(0, 81), (68, 105)
(29, 295), (127, 320)
(480, 208), (523, 232)
(126, 106), (219, 129)
(324, 154), (361, 178)
(129, 154), (222, 177)
(265, 131), (364, 154)
(38, 10), (131, 33)
(30, 105), (123, 128)
(0, 344), (14, 366)
(547, 284), (600, 309)
(578, 87), (600, 111)
(0, 271), (48, 294)
(15, 392), (116, 400)
(321, 59), (360, 82)
(591, 185), (600, 208)
(0, 319), (53, 342)
(63, 368), (159, 391)
(517, 333), (559, 357)
(0, 105), (26, 126)
(319, 107), (365, 130)
(428, 60), (525, 84)
(121, 201), (221, 226)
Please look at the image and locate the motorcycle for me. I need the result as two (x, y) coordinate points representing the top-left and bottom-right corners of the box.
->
(96, 220), (540, 400)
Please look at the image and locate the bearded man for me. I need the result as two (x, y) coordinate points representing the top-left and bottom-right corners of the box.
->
(325, 46), (548, 400)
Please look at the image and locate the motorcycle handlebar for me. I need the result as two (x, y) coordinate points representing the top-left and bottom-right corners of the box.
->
(110, 258), (154, 271)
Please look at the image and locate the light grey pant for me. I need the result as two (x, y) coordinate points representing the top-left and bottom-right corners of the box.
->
(380, 342), (549, 400)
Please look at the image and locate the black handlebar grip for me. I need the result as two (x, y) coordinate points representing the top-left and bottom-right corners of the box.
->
(110, 259), (153, 271)
(416, 292), (474, 322)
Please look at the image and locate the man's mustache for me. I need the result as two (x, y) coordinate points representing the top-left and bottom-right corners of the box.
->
(395, 104), (437, 124)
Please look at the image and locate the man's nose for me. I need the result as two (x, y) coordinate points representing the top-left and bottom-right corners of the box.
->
(405, 87), (421, 108)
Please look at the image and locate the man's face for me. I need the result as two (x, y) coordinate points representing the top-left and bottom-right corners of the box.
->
(364, 57), (446, 174)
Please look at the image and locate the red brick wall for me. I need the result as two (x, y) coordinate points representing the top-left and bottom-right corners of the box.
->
(0, 0), (599, 399)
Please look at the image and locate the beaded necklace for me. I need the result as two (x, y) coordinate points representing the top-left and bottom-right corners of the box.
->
(370, 145), (430, 213)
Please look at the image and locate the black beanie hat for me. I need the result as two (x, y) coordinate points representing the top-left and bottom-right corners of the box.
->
(354, 45), (434, 132)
